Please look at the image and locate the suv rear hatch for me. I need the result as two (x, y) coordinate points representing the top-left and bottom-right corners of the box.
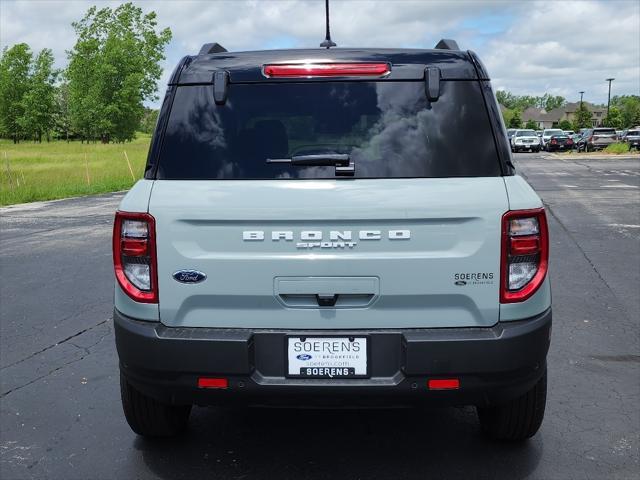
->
(592, 128), (617, 146)
(148, 72), (509, 329)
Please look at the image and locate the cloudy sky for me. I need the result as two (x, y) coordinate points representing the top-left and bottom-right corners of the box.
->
(1, 0), (639, 107)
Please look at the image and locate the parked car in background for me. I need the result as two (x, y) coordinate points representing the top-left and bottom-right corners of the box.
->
(511, 129), (541, 152)
(575, 128), (618, 152)
(571, 132), (584, 147)
(541, 129), (564, 150)
(621, 129), (640, 150)
(616, 130), (623, 140)
(506, 129), (517, 142)
(563, 130), (575, 136)
(546, 134), (574, 152)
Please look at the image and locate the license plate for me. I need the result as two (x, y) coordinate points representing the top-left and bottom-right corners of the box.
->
(287, 337), (368, 378)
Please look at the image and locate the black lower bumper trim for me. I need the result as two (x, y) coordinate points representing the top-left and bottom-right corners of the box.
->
(115, 309), (551, 407)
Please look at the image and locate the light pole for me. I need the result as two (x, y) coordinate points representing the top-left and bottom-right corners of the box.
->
(605, 78), (615, 119)
(579, 91), (584, 106)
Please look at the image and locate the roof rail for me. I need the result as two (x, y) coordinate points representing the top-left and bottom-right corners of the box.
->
(198, 43), (228, 55)
(434, 39), (459, 50)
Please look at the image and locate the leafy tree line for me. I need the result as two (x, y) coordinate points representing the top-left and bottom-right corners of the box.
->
(499, 89), (640, 131)
(604, 96), (640, 129)
(497, 91), (567, 112)
(0, 3), (170, 143)
(0, 45), (58, 142)
(499, 90), (568, 131)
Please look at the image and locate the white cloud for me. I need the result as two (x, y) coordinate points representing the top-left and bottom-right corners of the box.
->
(483, 0), (640, 103)
(1, 0), (638, 107)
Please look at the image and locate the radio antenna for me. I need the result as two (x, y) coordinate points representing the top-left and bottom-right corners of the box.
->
(319, 0), (337, 48)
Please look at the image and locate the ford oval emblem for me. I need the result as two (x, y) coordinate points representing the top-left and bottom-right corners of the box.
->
(297, 354), (312, 361)
(173, 270), (207, 284)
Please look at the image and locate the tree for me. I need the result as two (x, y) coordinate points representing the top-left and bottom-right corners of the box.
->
(603, 106), (623, 129)
(53, 81), (73, 141)
(525, 119), (538, 130)
(539, 94), (566, 111)
(139, 108), (159, 134)
(18, 48), (58, 142)
(0, 43), (33, 142)
(66, 3), (171, 142)
(509, 111), (522, 128)
(496, 90), (516, 109)
(611, 95), (640, 128)
(558, 119), (573, 131)
(573, 102), (592, 131)
(497, 90), (565, 113)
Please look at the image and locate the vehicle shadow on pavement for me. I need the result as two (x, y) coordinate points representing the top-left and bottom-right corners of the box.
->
(134, 405), (542, 479)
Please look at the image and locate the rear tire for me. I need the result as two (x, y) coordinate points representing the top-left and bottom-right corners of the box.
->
(120, 372), (191, 437)
(477, 369), (547, 441)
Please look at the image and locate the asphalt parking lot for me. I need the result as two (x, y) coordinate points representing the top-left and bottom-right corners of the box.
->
(1, 152), (639, 480)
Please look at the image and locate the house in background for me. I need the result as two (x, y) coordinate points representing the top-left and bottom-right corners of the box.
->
(560, 102), (606, 127)
(521, 107), (549, 129)
(518, 102), (607, 129)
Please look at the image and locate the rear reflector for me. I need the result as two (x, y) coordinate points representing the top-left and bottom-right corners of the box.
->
(509, 236), (540, 255)
(121, 238), (149, 256)
(263, 63), (390, 78)
(428, 379), (460, 390)
(198, 377), (228, 389)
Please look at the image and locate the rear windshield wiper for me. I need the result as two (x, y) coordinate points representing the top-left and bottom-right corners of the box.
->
(267, 154), (354, 176)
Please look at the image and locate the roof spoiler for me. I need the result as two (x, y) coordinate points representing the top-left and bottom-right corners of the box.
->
(434, 39), (459, 50)
(198, 42), (228, 55)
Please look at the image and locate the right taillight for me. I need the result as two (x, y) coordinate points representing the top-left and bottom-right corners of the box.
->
(113, 211), (158, 303)
(500, 208), (549, 303)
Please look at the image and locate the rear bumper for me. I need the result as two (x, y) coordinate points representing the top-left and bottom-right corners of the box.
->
(115, 308), (551, 408)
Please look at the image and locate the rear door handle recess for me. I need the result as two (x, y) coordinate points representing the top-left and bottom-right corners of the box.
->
(316, 294), (338, 307)
(274, 277), (379, 309)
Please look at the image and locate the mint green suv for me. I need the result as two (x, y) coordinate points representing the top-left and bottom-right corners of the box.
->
(113, 40), (551, 441)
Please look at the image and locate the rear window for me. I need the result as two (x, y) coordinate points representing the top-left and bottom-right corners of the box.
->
(594, 128), (616, 134)
(628, 130), (639, 136)
(516, 130), (536, 136)
(156, 81), (501, 179)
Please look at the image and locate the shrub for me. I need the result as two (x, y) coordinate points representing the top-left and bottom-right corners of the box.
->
(603, 143), (630, 154)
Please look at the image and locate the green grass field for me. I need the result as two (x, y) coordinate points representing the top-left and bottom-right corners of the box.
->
(0, 135), (151, 206)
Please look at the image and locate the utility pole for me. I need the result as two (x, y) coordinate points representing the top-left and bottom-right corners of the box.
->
(579, 91), (584, 106)
(605, 78), (615, 118)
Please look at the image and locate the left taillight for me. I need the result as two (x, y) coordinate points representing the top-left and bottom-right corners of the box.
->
(500, 208), (549, 303)
(113, 211), (158, 303)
